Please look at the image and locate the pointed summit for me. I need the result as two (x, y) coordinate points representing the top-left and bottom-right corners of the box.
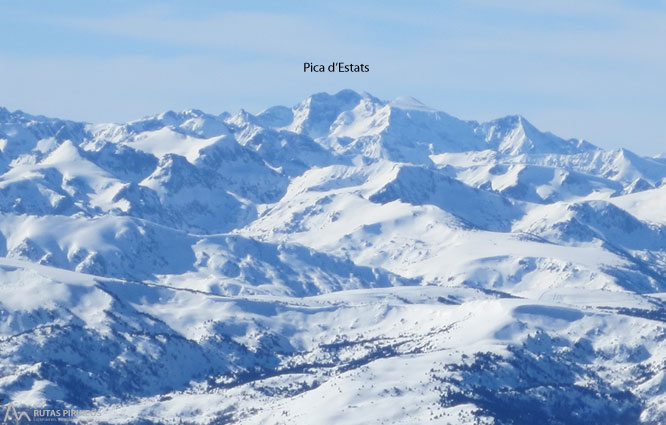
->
(255, 105), (293, 128)
(479, 115), (597, 155)
(389, 96), (435, 112)
(288, 90), (366, 138)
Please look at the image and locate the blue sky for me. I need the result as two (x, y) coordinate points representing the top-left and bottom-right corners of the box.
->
(1, 0), (665, 154)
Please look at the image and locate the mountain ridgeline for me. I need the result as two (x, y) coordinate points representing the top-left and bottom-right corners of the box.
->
(2, 91), (666, 424)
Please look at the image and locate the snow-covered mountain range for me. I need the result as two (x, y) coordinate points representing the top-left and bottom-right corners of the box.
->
(2, 90), (666, 424)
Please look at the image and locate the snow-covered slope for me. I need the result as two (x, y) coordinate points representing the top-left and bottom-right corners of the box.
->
(2, 91), (666, 424)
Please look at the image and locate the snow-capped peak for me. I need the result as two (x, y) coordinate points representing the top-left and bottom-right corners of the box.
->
(389, 95), (435, 112)
(3, 91), (666, 424)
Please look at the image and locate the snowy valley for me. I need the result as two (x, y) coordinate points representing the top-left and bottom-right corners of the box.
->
(2, 90), (666, 424)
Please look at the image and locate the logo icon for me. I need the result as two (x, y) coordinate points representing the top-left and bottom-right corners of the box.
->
(2, 404), (31, 423)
